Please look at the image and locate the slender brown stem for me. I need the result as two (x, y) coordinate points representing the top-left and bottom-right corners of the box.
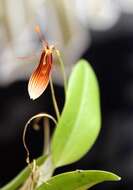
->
(43, 118), (50, 155)
(23, 113), (57, 165)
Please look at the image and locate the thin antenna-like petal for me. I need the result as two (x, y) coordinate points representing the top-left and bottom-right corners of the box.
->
(28, 52), (52, 100)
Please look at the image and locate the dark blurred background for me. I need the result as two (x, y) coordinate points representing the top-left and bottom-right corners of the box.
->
(0, 0), (133, 190)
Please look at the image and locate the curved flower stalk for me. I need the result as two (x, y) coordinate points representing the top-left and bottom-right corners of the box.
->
(23, 113), (57, 165)
(20, 113), (57, 190)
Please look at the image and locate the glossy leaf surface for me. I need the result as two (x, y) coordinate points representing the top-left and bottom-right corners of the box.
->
(51, 60), (101, 167)
(37, 170), (121, 190)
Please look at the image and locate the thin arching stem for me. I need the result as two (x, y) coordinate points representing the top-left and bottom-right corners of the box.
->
(55, 50), (67, 97)
(49, 77), (60, 120)
(23, 113), (57, 165)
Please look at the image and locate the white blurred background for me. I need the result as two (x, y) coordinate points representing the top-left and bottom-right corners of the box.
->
(0, 0), (133, 85)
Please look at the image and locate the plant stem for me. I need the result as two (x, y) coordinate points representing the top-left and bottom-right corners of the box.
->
(55, 50), (67, 97)
(49, 77), (60, 120)
(43, 118), (50, 155)
(23, 113), (57, 165)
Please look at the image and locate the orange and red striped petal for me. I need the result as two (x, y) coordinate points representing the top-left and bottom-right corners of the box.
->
(28, 54), (52, 100)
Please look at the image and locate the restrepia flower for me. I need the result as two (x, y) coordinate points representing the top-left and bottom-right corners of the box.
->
(28, 26), (54, 100)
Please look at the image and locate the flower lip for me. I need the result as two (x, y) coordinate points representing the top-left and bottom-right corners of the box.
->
(28, 47), (53, 100)
(28, 25), (55, 100)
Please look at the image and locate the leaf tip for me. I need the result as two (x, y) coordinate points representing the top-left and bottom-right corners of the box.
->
(116, 176), (121, 181)
(106, 172), (121, 181)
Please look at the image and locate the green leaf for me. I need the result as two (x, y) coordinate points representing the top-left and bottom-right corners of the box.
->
(51, 59), (101, 167)
(0, 155), (47, 190)
(36, 170), (121, 190)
